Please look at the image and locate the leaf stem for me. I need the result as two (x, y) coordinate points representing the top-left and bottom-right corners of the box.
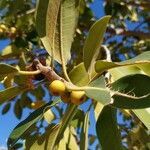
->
(18, 70), (41, 75)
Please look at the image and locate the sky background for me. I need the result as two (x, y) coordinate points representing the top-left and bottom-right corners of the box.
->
(0, 0), (133, 149)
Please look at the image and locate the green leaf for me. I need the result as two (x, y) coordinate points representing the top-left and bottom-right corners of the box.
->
(14, 99), (23, 120)
(109, 65), (142, 81)
(54, 0), (80, 64)
(36, 0), (80, 64)
(133, 108), (150, 130)
(35, 0), (61, 62)
(0, 63), (18, 79)
(7, 100), (60, 148)
(2, 103), (11, 115)
(95, 51), (150, 74)
(83, 16), (111, 72)
(80, 112), (89, 150)
(85, 76), (111, 105)
(96, 106), (123, 150)
(0, 86), (27, 105)
(112, 74), (150, 109)
(69, 63), (89, 86)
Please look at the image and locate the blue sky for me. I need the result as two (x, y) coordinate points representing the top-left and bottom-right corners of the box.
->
(0, 0), (127, 148)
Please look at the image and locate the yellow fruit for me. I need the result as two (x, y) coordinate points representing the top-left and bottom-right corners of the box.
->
(31, 101), (45, 109)
(70, 91), (86, 105)
(0, 24), (7, 31)
(49, 80), (66, 96)
(10, 27), (16, 34)
(61, 92), (71, 103)
(0, 28), (3, 34)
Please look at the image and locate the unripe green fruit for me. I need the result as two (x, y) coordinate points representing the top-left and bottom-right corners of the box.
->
(49, 80), (66, 96)
(70, 91), (86, 105)
(61, 92), (71, 103)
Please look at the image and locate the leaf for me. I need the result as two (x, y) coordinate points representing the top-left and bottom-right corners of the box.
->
(0, 86), (27, 105)
(109, 65), (142, 81)
(112, 74), (150, 109)
(69, 63), (89, 86)
(35, 0), (61, 62)
(7, 100), (60, 148)
(2, 103), (11, 115)
(85, 76), (111, 105)
(83, 16), (111, 72)
(54, 0), (80, 64)
(36, 0), (80, 64)
(0, 63), (18, 79)
(14, 99), (23, 120)
(96, 106), (123, 150)
(80, 112), (89, 150)
(44, 109), (55, 124)
(95, 51), (150, 74)
(133, 108), (150, 130)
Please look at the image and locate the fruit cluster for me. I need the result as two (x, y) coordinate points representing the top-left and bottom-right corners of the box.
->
(0, 24), (17, 39)
(49, 80), (86, 105)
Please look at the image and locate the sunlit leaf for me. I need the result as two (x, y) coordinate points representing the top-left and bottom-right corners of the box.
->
(54, 0), (80, 64)
(133, 108), (150, 130)
(96, 106), (123, 150)
(83, 16), (111, 72)
(95, 51), (150, 74)
(35, 0), (61, 62)
(69, 63), (89, 86)
(85, 76), (111, 105)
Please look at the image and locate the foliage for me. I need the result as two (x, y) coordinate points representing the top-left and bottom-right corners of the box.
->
(0, 0), (150, 149)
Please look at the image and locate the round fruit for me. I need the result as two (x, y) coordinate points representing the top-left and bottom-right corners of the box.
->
(10, 27), (16, 34)
(70, 91), (86, 105)
(49, 80), (66, 96)
(31, 101), (45, 109)
(0, 24), (7, 31)
(61, 92), (70, 103)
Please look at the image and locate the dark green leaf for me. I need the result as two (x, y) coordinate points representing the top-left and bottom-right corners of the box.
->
(0, 86), (27, 105)
(83, 16), (111, 72)
(96, 105), (123, 150)
(80, 112), (89, 150)
(14, 99), (22, 120)
(112, 74), (150, 109)
(2, 103), (11, 115)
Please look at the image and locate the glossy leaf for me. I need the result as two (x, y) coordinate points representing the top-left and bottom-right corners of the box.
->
(44, 109), (55, 124)
(0, 63), (18, 79)
(85, 76), (111, 105)
(112, 74), (150, 109)
(95, 51), (150, 74)
(7, 100), (60, 148)
(133, 108), (150, 130)
(80, 112), (89, 150)
(0, 86), (27, 105)
(83, 16), (111, 72)
(69, 63), (89, 86)
(96, 106), (123, 150)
